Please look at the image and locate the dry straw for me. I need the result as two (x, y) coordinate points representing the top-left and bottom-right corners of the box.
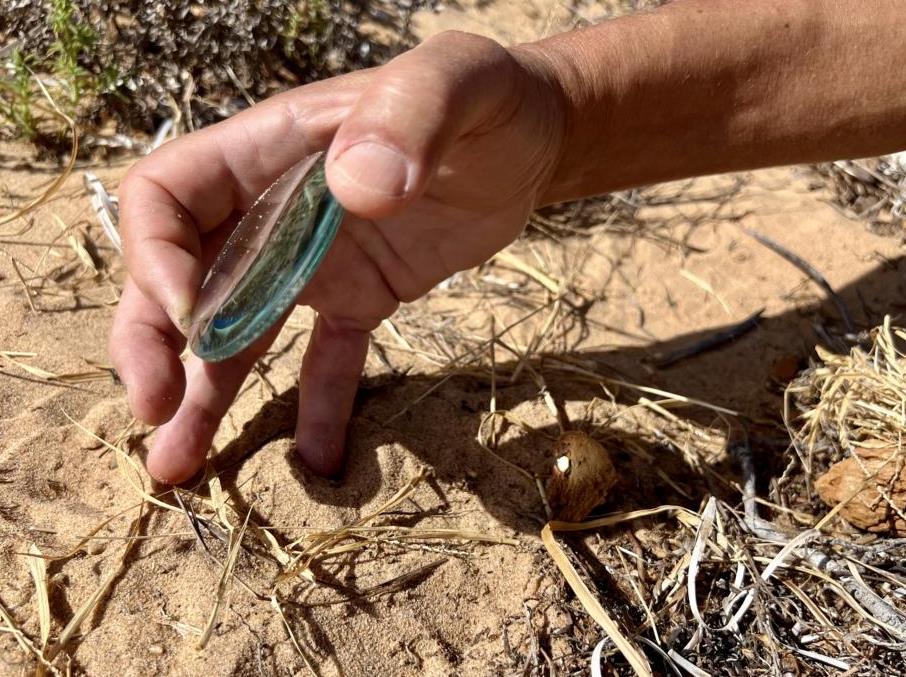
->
(1, 410), (519, 673)
(786, 315), (906, 510)
(0, 74), (78, 231)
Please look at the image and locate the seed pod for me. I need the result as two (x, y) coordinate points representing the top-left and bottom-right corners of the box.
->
(546, 431), (618, 522)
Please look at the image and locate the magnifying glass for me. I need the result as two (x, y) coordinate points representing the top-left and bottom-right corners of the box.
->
(188, 152), (343, 361)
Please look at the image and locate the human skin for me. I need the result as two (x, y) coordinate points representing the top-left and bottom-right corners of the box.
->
(111, 0), (906, 484)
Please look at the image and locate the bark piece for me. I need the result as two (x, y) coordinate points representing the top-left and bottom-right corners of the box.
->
(816, 445), (906, 534)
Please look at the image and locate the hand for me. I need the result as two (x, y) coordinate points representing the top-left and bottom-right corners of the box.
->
(110, 31), (565, 484)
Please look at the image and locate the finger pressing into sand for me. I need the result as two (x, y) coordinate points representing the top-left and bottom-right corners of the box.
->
(295, 315), (370, 478)
(109, 278), (187, 426)
(146, 318), (287, 484)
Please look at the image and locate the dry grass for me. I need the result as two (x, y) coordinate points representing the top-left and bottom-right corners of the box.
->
(787, 317), (906, 471)
(3, 147), (904, 676)
(0, 77), (78, 229)
(383, 196), (905, 675)
(1, 9), (904, 670)
(1, 1), (422, 147)
(817, 155), (906, 237)
(528, 317), (906, 676)
(1, 410), (521, 672)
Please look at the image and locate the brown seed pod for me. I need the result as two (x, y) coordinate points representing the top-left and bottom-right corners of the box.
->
(816, 445), (906, 535)
(546, 431), (618, 522)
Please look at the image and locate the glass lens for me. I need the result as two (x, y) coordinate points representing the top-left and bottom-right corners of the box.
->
(189, 152), (343, 361)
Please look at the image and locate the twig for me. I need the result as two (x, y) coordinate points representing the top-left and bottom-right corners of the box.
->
(733, 442), (906, 641)
(83, 172), (121, 253)
(745, 228), (854, 332)
(9, 256), (37, 312)
(652, 309), (764, 368)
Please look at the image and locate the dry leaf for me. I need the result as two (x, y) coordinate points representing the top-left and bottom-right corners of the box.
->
(27, 544), (50, 651)
(816, 446), (906, 534)
(541, 524), (652, 676)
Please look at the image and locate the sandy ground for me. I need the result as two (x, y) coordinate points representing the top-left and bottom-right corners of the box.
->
(1, 2), (905, 676)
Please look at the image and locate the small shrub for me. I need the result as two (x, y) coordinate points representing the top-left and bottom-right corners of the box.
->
(1, 0), (426, 147)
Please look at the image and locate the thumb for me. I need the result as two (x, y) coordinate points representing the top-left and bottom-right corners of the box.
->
(325, 31), (520, 219)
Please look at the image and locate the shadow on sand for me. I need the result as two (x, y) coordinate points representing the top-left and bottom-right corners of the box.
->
(212, 253), (906, 533)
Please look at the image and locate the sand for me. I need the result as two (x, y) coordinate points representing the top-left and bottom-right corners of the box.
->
(2, 2), (905, 675)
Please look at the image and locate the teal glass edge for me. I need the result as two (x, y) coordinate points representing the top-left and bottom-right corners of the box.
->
(191, 169), (344, 361)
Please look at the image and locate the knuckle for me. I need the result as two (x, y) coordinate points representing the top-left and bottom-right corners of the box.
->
(394, 287), (421, 304)
(117, 163), (157, 232)
(184, 399), (222, 433)
(394, 31), (515, 114)
(273, 97), (308, 136)
(425, 29), (503, 56)
(423, 30), (512, 73)
(117, 168), (141, 207)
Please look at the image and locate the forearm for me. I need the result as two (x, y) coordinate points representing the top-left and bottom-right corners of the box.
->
(516, 0), (906, 204)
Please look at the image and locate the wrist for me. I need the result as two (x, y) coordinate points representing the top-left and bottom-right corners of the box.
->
(508, 25), (629, 207)
(507, 41), (578, 208)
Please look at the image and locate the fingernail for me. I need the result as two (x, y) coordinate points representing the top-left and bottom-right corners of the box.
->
(333, 142), (410, 198)
(167, 298), (193, 336)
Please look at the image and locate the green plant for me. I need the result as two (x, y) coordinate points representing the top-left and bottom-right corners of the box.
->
(281, 0), (330, 61)
(0, 0), (124, 139)
(48, 0), (102, 105)
(0, 49), (37, 138)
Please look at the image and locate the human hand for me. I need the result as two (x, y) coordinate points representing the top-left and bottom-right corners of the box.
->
(110, 31), (565, 484)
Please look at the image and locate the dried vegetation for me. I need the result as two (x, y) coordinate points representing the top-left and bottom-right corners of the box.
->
(1, 1), (904, 676)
